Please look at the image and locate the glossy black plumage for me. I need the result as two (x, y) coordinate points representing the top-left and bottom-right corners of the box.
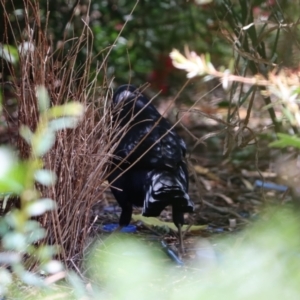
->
(108, 85), (194, 231)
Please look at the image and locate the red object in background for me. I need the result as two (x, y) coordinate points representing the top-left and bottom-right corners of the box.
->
(148, 54), (175, 95)
(253, 0), (276, 19)
(114, 23), (124, 31)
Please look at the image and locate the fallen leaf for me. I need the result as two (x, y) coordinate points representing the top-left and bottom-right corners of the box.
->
(194, 165), (209, 175)
(132, 214), (207, 232)
(194, 165), (224, 183)
(214, 193), (234, 205)
(241, 178), (254, 191)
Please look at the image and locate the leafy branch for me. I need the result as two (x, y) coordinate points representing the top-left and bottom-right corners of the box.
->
(170, 48), (300, 129)
(0, 86), (84, 292)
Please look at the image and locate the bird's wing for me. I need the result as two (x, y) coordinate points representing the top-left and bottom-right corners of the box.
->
(112, 84), (187, 169)
(115, 120), (185, 169)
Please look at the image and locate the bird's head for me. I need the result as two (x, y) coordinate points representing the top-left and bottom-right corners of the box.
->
(113, 84), (140, 105)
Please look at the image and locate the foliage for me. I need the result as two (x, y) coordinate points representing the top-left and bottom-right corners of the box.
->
(0, 44), (19, 65)
(269, 133), (300, 149)
(170, 48), (300, 125)
(0, 86), (84, 295)
(1, 0), (299, 96)
(1, 0), (232, 91)
(86, 207), (300, 299)
(3, 207), (300, 299)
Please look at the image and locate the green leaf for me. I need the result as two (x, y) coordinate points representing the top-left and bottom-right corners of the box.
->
(49, 116), (80, 131)
(0, 147), (27, 193)
(0, 265), (13, 282)
(26, 198), (56, 216)
(0, 44), (19, 64)
(42, 260), (63, 274)
(34, 169), (57, 186)
(0, 268), (12, 295)
(32, 127), (56, 157)
(36, 85), (50, 113)
(25, 227), (46, 243)
(0, 147), (17, 177)
(2, 232), (27, 251)
(0, 164), (27, 193)
(35, 245), (58, 261)
(48, 102), (84, 119)
(18, 270), (44, 287)
(4, 211), (22, 229)
(19, 125), (33, 145)
(282, 107), (296, 124)
(269, 133), (300, 149)
(23, 220), (41, 232)
(0, 252), (21, 264)
(0, 217), (9, 236)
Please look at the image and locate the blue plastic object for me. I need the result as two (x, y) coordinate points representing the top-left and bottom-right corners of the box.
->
(103, 206), (121, 212)
(254, 180), (288, 192)
(161, 240), (184, 266)
(102, 223), (137, 233)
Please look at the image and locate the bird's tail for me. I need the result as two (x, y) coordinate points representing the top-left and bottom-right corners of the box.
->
(143, 170), (194, 218)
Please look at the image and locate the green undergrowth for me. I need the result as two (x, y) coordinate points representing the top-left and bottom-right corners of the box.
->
(4, 206), (300, 299)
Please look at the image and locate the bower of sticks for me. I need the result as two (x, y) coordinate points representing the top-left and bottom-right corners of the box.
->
(0, 2), (294, 271)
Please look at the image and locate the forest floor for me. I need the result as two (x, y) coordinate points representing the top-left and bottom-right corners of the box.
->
(90, 91), (291, 265)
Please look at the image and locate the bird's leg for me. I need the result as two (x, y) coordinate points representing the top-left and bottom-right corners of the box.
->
(173, 208), (185, 257)
(177, 223), (184, 256)
(112, 204), (132, 233)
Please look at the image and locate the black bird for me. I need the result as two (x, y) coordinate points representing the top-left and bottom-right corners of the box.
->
(108, 84), (194, 253)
